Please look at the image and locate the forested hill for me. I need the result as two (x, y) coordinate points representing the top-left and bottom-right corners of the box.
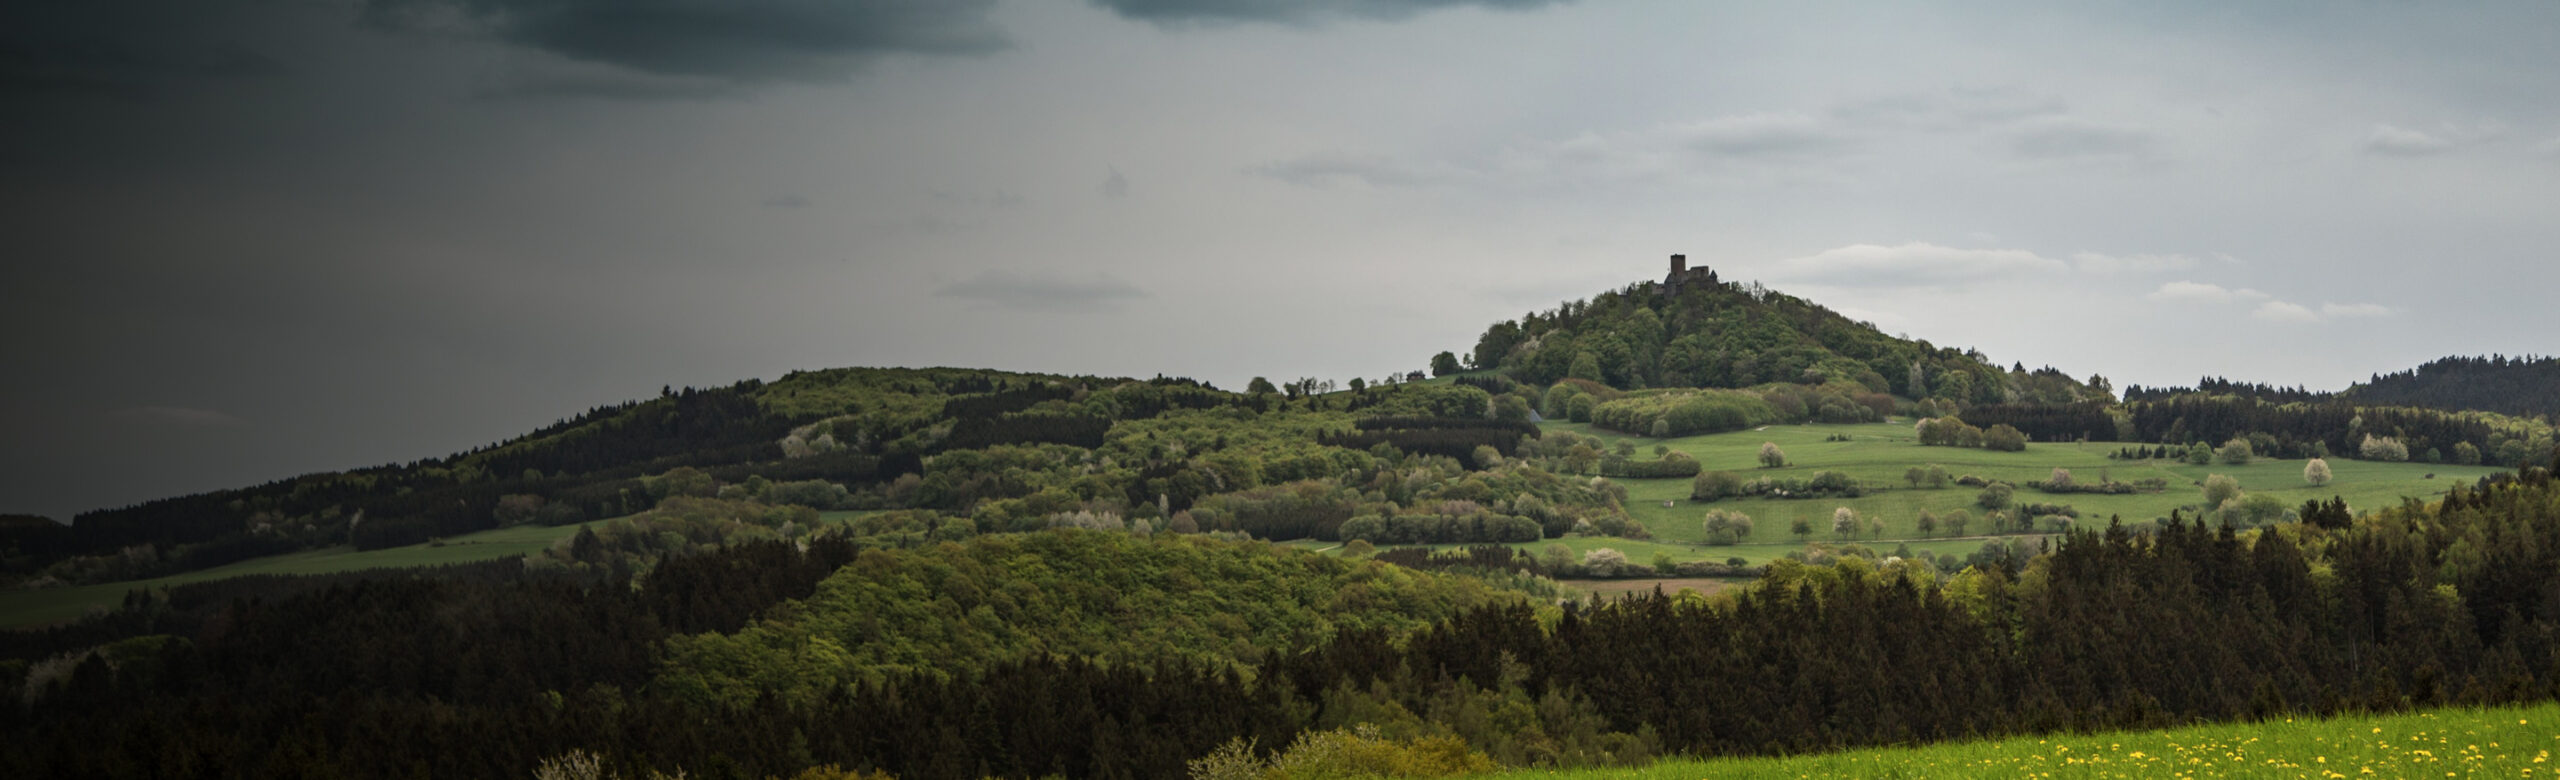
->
(1461, 274), (2105, 406)
(2343, 355), (2560, 420)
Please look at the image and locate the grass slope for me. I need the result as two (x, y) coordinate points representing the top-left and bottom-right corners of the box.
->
(1539, 419), (2497, 563)
(0, 510), (902, 630)
(0, 522), (593, 629)
(1473, 700), (2560, 779)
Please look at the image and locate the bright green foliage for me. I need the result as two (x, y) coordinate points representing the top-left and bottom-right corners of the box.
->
(529, 496), (817, 575)
(1188, 725), (1496, 780)
(2201, 473), (2242, 509)
(1468, 278), (2089, 404)
(1587, 390), (1778, 437)
(1463, 700), (2560, 780)
(655, 531), (1532, 709)
(2216, 437), (2255, 465)
(1701, 509), (1754, 545)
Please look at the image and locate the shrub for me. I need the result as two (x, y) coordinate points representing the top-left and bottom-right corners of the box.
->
(2360, 434), (2410, 462)
(1982, 424), (2028, 452)
(1758, 442), (1786, 468)
(1701, 509), (1755, 545)
(1582, 548), (1632, 577)
(2202, 473), (2242, 509)
(1976, 483), (2014, 511)
(1188, 726), (1496, 780)
(2216, 438), (2254, 465)
(1598, 451), (1701, 479)
(1691, 470), (1744, 501)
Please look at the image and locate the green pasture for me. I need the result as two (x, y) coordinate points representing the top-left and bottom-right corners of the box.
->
(1470, 698), (2560, 779)
(1543, 420), (2500, 558)
(0, 511), (906, 630)
(0, 522), (588, 629)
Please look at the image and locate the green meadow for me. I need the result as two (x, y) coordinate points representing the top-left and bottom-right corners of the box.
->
(1535, 419), (2498, 563)
(1469, 699), (2560, 779)
(0, 510), (904, 629)
(0, 522), (584, 629)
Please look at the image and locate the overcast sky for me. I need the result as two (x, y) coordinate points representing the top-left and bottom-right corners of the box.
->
(5, 0), (2557, 521)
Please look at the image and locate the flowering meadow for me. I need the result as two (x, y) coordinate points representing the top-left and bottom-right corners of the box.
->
(1473, 700), (2560, 779)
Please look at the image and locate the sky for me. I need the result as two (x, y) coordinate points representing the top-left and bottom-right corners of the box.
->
(4, 0), (2558, 522)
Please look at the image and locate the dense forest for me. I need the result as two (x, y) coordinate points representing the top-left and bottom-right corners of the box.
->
(1465, 274), (2107, 406)
(17, 271), (2560, 778)
(15, 466), (2560, 778)
(2344, 355), (2560, 420)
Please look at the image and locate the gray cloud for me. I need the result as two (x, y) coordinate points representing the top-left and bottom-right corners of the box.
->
(1831, 87), (2067, 132)
(761, 194), (811, 208)
(934, 269), (1149, 311)
(2071, 251), (2200, 275)
(364, 0), (1010, 83)
(2147, 281), (2268, 304)
(1100, 167), (1129, 199)
(108, 405), (248, 428)
(2010, 120), (2157, 160)
(1, 0), (293, 98)
(2363, 122), (2503, 156)
(1768, 243), (2068, 288)
(1091, 0), (1566, 25)
(2251, 300), (2321, 324)
(2321, 302), (2394, 318)
(1252, 152), (1454, 188)
(1679, 112), (1852, 159)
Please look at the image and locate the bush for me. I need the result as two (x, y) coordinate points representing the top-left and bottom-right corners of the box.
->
(1335, 511), (1543, 545)
(1982, 424), (2028, 452)
(2216, 438), (2254, 465)
(1976, 483), (2014, 511)
(1189, 726), (1496, 780)
(1598, 451), (1702, 479)
(1691, 471), (1744, 501)
(2360, 434), (2410, 462)
(1701, 509), (1755, 545)
(2202, 474), (2242, 509)
(1733, 472), (1862, 500)
(1582, 548), (1632, 577)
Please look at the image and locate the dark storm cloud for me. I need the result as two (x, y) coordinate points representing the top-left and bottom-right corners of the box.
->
(364, 0), (1010, 82)
(1091, 0), (1567, 25)
(0, 0), (293, 98)
(108, 406), (250, 428)
(934, 270), (1149, 312)
(474, 71), (743, 100)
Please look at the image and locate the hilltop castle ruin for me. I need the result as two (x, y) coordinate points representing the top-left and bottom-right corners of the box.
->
(1663, 253), (1717, 295)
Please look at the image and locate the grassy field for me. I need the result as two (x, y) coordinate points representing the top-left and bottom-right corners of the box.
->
(1471, 699), (2560, 779)
(1541, 419), (2499, 563)
(0, 522), (586, 629)
(0, 510), (908, 630)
